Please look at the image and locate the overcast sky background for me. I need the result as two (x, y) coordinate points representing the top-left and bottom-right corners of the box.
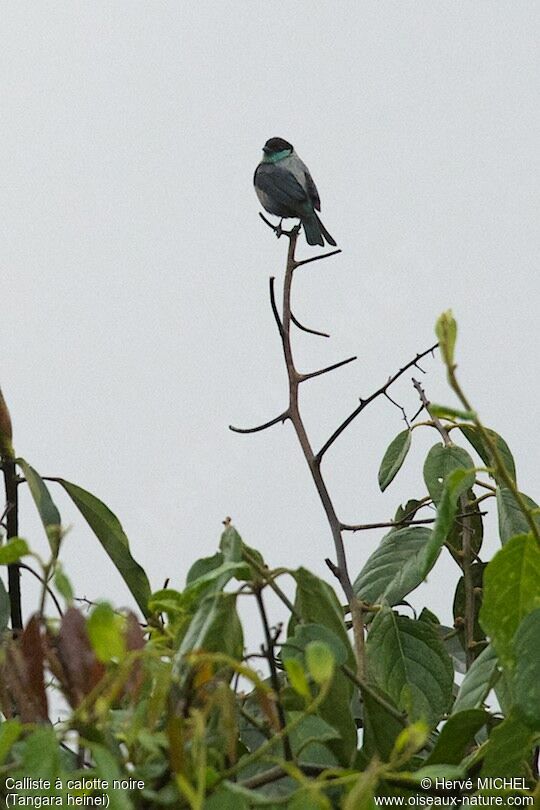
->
(1, 3), (538, 640)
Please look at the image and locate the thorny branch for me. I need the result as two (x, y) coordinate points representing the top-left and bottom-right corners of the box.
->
(230, 216), (439, 679)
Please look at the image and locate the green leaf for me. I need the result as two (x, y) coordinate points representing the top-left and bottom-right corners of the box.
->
(0, 577), (10, 632)
(435, 310), (457, 368)
(288, 713), (340, 765)
(174, 592), (243, 675)
(496, 486), (540, 545)
(187, 552), (224, 585)
(479, 534), (540, 668)
(17, 458), (62, 555)
(421, 467), (475, 577)
(284, 658), (311, 699)
(0, 537), (29, 565)
(87, 602), (126, 662)
(58, 479), (151, 617)
(15, 726), (61, 787)
(452, 644), (499, 713)
(289, 568), (356, 765)
(354, 526), (432, 606)
(512, 608), (540, 729)
(92, 743), (135, 810)
(361, 685), (405, 762)
(459, 426), (516, 483)
(480, 711), (535, 778)
(305, 640), (334, 684)
(53, 563), (74, 603)
(366, 607), (453, 727)
(0, 719), (22, 764)
(423, 443), (475, 504)
(204, 785), (250, 810)
(281, 622), (349, 667)
(430, 404), (476, 421)
(426, 709), (487, 765)
(378, 430), (411, 492)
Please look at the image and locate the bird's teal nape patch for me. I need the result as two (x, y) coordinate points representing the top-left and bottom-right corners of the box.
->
(262, 148), (292, 164)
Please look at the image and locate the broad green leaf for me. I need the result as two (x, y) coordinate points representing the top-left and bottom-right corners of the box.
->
(366, 607), (453, 727)
(354, 526), (432, 606)
(14, 726), (61, 787)
(0, 537), (29, 565)
(204, 785), (250, 809)
(305, 640), (334, 684)
(393, 499), (423, 524)
(459, 426), (516, 483)
(288, 713), (340, 765)
(92, 743), (135, 810)
(203, 782), (253, 810)
(58, 479), (151, 617)
(452, 645), (499, 713)
(289, 568), (354, 668)
(289, 568), (356, 765)
(0, 719), (22, 764)
(87, 602), (126, 662)
(174, 592), (243, 676)
(435, 310), (457, 368)
(426, 709), (487, 765)
(148, 588), (185, 617)
(284, 658), (310, 699)
(17, 458), (62, 555)
(479, 534), (540, 667)
(423, 443), (475, 504)
(281, 622), (349, 667)
(53, 563), (73, 603)
(421, 467), (475, 577)
(289, 790), (332, 810)
(0, 577), (10, 632)
(480, 711), (534, 778)
(391, 721), (429, 764)
(496, 487), (540, 545)
(512, 608), (540, 729)
(361, 685), (404, 761)
(187, 552), (224, 584)
(378, 430), (411, 492)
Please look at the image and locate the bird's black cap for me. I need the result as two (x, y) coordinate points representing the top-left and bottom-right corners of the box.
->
(263, 137), (293, 154)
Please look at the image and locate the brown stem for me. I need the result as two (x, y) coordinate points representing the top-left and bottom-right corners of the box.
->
(412, 378), (476, 668)
(3, 459), (22, 630)
(316, 343), (439, 461)
(254, 587), (292, 760)
(279, 229), (366, 677)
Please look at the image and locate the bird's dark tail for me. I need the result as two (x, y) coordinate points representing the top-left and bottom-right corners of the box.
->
(302, 213), (337, 247)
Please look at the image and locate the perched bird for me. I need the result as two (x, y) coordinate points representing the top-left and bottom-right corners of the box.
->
(254, 137), (337, 247)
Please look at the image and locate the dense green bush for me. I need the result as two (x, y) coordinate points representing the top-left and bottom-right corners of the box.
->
(0, 304), (539, 807)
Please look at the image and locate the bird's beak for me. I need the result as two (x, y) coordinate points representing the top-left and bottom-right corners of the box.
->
(262, 146), (271, 154)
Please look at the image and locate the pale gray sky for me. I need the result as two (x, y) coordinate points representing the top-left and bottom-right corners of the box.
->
(1, 3), (538, 630)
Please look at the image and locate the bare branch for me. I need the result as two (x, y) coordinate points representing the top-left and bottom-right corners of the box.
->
(269, 276), (284, 338)
(290, 309), (330, 339)
(229, 411), (289, 435)
(316, 342), (439, 461)
(18, 562), (63, 618)
(383, 390), (410, 428)
(341, 510), (486, 533)
(294, 249), (342, 268)
(412, 378), (451, 446)
(299, 355), (357, 383)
